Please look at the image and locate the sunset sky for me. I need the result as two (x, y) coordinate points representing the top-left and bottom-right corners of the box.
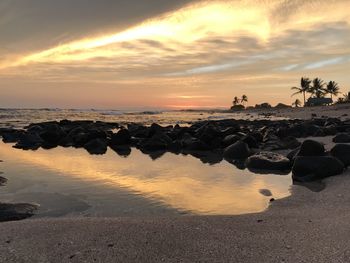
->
(0, 0), (349, 109)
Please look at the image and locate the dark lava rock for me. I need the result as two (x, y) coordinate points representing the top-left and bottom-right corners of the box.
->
(323, 125), (338, 136)
(139, 132), (172, 151)
(292, 156), (344, 182)
(242, 135), (259, 148)
(287, 147), (300, 162)
(281, 136), (301, 149)
(84, 138), (108, 155)
(1, 130), (24, 143)
(13, 132), (44, 150)
(333, 133), (350, 143)
(298, 140), (325, 156)
(39, 124), (65, 145)
(0, 176), (7, 186)
(0, 203), (38, 222)
(223, 141), (251, 160)
(180, 133), (209, 151)
(330, 144), (350, 167)
(246, 152), (291, 171)
(259, 189), (272, 196)
(110, 145), (131, 157)
(222, 134), (241, 147)
(110, 129), (131, 146)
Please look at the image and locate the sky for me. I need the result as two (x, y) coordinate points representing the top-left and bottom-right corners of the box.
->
(0, 0), (349, 109)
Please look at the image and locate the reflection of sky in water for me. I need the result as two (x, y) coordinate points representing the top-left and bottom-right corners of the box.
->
(0, 142), (291, 217)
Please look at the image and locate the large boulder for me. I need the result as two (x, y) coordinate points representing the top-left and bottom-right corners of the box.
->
(292, 156), (344, 182)
(330, 144), (350, 167)
(39, 124), (66, 145)
(139, 132), (172, 151)
(333, 133), (350, 143)
(298, 140), (325, 156)
(246, 152), (291, 171)
(223, 141), (251, 160)
(13, 132), (44, 150)
(180, 133), (210, 151)
(110, 129), (131, 146)
(222, 134), (241, 147)
(84, 138), (108, 155)
(1, 129), (24, 143)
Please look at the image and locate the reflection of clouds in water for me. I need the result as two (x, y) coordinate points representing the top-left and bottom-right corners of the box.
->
(0, 142), (291, 215)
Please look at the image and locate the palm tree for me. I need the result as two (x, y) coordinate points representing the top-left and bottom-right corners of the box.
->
(325, 81), (340, 101)
(310, 78), (326, 98)
(241, 95), (248, 106)
(233, 97), (240, 106)
(292, 99), (302, 108)
(291, 77), (311, 106)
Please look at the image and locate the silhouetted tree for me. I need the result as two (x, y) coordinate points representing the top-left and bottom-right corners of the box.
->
(291, 77), (311, 106)
(233, 96), (240, 106)
(241, 95), (248, 106)
(292, 99), (301, 108)
(325, 81), (340, 101)
(310, 78), (326, 98)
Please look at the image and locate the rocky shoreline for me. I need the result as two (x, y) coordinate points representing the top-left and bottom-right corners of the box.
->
(0, 117), (350, 222)
(0, 118), (349, 179)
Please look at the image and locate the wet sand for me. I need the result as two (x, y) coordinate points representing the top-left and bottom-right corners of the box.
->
(0, 169), (349, 262)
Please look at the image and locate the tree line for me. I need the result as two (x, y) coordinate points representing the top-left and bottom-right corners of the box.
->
(291, 77), (348, 107)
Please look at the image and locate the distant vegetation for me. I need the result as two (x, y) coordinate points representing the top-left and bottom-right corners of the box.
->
(231, 95), (248, 111)
(291, 77), (349, 106)
(230, 78), (349, 111)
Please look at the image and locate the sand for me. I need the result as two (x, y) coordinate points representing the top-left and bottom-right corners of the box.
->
(272, 104), (350, 120)
(1, 115), (350, 262)
(1, 168), (350, 263)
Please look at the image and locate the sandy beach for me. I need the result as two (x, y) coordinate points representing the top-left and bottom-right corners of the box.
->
(1, 135), (349, 262)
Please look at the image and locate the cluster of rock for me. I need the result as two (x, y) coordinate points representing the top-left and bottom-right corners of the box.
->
(0, 118), (349, 182)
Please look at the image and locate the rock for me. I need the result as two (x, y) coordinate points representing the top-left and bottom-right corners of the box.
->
(84, 138), (108, 155)
(292, 156), (344, 182)
(223, 141), (251, 160)
(180, 133), (209, 151)
(298, 140), (325, 156)
(197, 125), (221, 146)
(39, 124), (65, 145)
(0, 203), (38, 222)
(1, 130), (24, 143)
(330, 144), (350, 167)
(287, 148), (300, 162)
(222, 134), (241, 147)
(281, 136), (301, 149)
(259, 189), (272, 196)
(323, 125), (337, 136)
(139, 132), (172, 151)
(242, 135), (259, 148)
(333, 133), (350, 143)
(13, 132), (44, 150)
(110, 129), (131, 145)
(110, 145), (131, 157)
(0, 176), (7, 186)
(246, 152), (291, 171)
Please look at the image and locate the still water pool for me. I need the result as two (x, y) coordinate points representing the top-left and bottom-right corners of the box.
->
(0, 142), (291, 217)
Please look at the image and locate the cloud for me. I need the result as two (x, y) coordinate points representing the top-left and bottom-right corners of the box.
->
(0, 0), (350, 108)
